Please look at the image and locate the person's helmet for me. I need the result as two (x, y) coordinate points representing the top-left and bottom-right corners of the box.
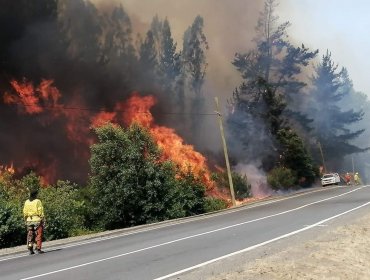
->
(355, 172), (359, 175)
(26, 179), (40, 199)
(27, 184), (39, 197)
(23, 172), (41, 199)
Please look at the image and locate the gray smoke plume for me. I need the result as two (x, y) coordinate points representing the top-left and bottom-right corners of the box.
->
(0, 0), (273, 189)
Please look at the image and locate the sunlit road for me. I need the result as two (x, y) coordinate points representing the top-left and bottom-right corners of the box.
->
(1, 185), (370, 280)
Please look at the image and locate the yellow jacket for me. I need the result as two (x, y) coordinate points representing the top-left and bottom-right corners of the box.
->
(23, 199), (44, 223)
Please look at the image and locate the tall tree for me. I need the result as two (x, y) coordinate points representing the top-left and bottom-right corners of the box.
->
(101, 4), (136, 68)
(231, 0), (317, 117)
(308, 51), (367, 166)
(228, 0), (317, 171)
(139, 30), (158, 84)
(182, 15), (209, 141)
(182, 15), (209, 97)
(159, 19), (182, 96)
(144, 16), (184, 108)
(58, 0), (104, 64)
(339, 90), (370, 182)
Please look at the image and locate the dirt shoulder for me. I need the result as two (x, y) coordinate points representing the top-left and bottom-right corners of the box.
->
(207, 210), (370, 280)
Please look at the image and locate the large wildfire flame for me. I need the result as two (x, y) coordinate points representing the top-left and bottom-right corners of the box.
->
(91, 93), (218, 192)
(2, 78), (224, 197)
(120, 93), (215, 190)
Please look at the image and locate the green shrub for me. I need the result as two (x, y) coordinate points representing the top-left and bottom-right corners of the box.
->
(277, 129), (316, 185)
(89, 124), (207, 229)
(39, 181), (85, 240)
(0, 171), (28, 201)
(212, 171), (251, 200)
(267, 167), (296, 190)
(203, 197), (228, 213)
(0, 199), (24, 249)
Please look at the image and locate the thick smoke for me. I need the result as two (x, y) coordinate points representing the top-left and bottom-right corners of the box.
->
(93, 0), (263, 150)
(0, 0), (266, 186)
(235, 163), (273, 198)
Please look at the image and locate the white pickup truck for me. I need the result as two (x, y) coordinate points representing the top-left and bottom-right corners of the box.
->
(321, 173), (341, 186)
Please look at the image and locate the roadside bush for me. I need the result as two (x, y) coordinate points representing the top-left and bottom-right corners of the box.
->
(267, 167), (296, 190)
(0, 172), (29, 249)
(277, 128), (316, 185)
(203, 197), (228, 213)
(0, 199), (24, 249)
(89, 124), (208, 229)
(212, 171), (251, 200)
(0, 171), (28, 201)
(167, 170), (206, 218)
(39, 181), (85, 240)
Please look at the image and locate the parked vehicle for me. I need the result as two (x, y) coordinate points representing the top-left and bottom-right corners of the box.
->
(321, 173), (340, 186)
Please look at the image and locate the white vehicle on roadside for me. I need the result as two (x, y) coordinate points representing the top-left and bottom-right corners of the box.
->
(321, 173), (340, 186)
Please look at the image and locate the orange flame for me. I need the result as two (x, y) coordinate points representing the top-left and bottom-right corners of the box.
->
(4, 78), (61, 114)
(121, 93), (215, 190)
(91, 111), (116, 128)
(3, 78), (227, 199)
(0, 163), (15, 175)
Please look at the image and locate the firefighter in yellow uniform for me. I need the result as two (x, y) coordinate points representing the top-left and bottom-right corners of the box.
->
(23, 185), (45, 254)
(354, 172), (360, 186)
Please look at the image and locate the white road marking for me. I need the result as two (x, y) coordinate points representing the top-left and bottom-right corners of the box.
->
(18, 187), (366, 279)
(0, 185), (347, 263)
(154, 201), (370, 280)
(303, 224), (328, 227)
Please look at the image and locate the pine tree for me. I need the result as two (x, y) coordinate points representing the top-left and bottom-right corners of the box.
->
(182, 15), (209, 97)
(228, 0), (317, 179)
(308, 51), (366, 164)
(158, 18), (183, 103)
(102, 4), (136, 67)
(58, 0), (104, 64)
(139, 30), (158, 83)
(182, 15), (209, 140)
(231, 0), (317, 115)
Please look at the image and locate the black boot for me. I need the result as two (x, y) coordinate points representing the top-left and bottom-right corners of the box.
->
(28, 242), (34, 255)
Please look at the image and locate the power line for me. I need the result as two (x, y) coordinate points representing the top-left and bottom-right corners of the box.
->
(3, 102), (218, 116)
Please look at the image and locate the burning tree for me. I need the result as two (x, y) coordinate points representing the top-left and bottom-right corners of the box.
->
(0, 1), (213, 188)
(89, 123), (207, 229)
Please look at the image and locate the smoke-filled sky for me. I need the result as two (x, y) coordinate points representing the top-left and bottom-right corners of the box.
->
(2, 0), (368, 185)
(94, 0), (262, 103)
(278, 0), (370, 96)
(104, 0), (370, 96)
(91, 0), (370, 157)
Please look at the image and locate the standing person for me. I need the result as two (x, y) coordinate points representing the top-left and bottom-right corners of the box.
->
(354, 172), (360, 186)
(23, 182), (45, 255)
(344, 172), (351, 186)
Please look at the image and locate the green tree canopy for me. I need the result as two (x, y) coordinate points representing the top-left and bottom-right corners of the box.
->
(308, 51), (367, 164)
(228, 0), (317, 172)
(277, 128), (317, 185)
(89, 123), (206, 230)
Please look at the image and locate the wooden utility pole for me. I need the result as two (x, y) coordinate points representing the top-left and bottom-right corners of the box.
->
(318, 141), (326, 173)
(214, 97), (236, 207)
(352, 156), (355, 174)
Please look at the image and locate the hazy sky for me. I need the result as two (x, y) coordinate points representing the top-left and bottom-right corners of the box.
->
(101, 0), (370, 96)
(278, 0), (370, 95)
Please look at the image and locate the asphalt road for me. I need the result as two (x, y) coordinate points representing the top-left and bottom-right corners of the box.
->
(1, 185), (370, 280)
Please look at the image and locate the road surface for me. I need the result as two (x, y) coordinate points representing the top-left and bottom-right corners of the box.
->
(1, 185), (369, 280)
